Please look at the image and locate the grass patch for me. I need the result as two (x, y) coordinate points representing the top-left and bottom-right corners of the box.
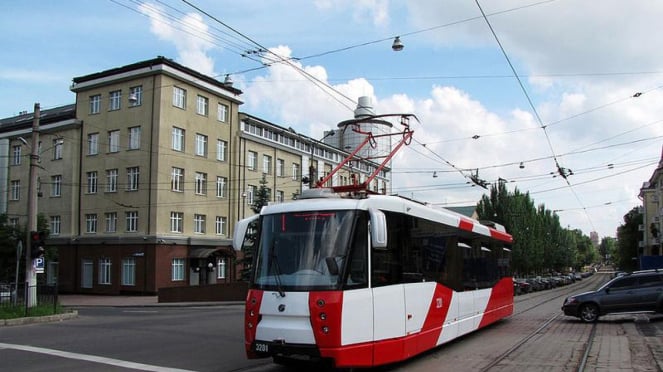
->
(0, 303), (64, 320)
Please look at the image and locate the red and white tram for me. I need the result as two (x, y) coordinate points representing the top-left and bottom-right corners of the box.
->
(233, 188), (513, 368)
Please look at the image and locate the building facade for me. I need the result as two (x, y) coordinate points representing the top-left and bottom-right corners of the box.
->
(0, 57), (391, 295)
(639, 146), (663, 265)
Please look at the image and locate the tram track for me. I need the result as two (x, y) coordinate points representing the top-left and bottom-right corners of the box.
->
(479, 273), (608, 372)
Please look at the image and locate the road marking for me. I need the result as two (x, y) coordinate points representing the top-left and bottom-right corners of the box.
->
(0, 342), (196, 372)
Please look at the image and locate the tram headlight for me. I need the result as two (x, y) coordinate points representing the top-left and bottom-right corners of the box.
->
(249, 310), (255, 317)
(248, 322), (253, 329)
(322, 326), (329, 334)
(317, 299), (325, 307)
(320, 312), (327, 320)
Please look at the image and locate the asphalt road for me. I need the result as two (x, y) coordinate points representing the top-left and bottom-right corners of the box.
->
(1, 275), (661, 372)
(0, 304), (269, 372)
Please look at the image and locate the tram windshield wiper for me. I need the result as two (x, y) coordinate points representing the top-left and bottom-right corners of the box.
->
(270, 242), (285, 297)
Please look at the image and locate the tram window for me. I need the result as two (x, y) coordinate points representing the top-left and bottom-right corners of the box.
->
(345, 213), (368, 288)
(371, 212), (405, 287)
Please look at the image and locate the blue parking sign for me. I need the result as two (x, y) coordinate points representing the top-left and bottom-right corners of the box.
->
(34, 257), (45, 274)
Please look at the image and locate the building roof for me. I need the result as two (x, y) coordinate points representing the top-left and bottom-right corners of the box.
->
(72, 56), (243, 96)
(0, 104), (76, 133)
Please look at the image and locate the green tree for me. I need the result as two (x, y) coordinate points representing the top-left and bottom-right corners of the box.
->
(476, 181), (593, 276)
(615, 206), (642, 271)
(0, 213), (50, 283)
(599, 237), (616, 265)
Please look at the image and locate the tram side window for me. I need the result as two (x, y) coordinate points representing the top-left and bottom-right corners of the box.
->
(462, 241), (500, 290)
(371, 212), (406, 287)
(410, 217), (449, 283)
(345, 213), (368, 288)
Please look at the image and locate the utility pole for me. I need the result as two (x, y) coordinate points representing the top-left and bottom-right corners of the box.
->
(25, 102), (40, 308)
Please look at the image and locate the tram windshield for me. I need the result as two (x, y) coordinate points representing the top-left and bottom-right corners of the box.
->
(252, 210), (367, 291)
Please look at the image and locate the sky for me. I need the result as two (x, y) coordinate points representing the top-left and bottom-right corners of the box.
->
(2, 0), (663, 239)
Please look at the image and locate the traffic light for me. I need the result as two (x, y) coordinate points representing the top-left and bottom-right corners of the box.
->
(30, 230), (45, 258)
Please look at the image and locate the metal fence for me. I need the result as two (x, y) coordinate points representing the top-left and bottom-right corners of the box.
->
(0, 283), (59, 316)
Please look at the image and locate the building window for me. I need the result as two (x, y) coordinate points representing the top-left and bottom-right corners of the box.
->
(88, 133), (99, 155)
(122, 258), (136, 286)
(53, 139), (63, 160)
(109, 90), (121, 111)
(86, 171), (98, 194)
(10, 180), (20, 200)
(108, 130), (120, 153)
(128, 126), (141, 150)
(129, 86), (142, 107)
(126, 211), (138, 232)
(171, 167), (184, 192)
(90, 94), (101, 114)
(173, 87), (186, 109)
(11, 145), (21, 165)
(50, 216), (61, 236)
(172, 127), (184, 151)
(217, 258), (226, 279)
(276, 190), (284, 203)
(195, 134), (207, 157)
(51, 175), (62, 197)
(292, 163), (300, 180)
(194, 172), (207, 195)
(215, 216), (227, 236)
(105, 212), (117, 233)
(99, 258), (112, 285)
(85, 214), (97, 233)
(194, 214), (206, 233)
(127, 167), (139, 191)
(263, 155), (272, 174)
(247, 151), (257, 171)
(196, 95), (209, 116)
(172, 258), (185, 281)
(247, 185), (256, 205)
(216, 176), (227, 198)
(276, 159), (284, 177)
(217, 103), (228, 122)
(216, 139), (227, 161)
(170, 212), (183, 233)
(106, 169), (118, 192)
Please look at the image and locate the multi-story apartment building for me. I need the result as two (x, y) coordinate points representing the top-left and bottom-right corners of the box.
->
(0, 57), (391, 295)
(639, 146), (663, 267)
(0, 105), (81, 285)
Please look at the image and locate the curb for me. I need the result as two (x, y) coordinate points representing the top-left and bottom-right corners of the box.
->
(1, 310), (78, 327)
(60, 301), (244, 308)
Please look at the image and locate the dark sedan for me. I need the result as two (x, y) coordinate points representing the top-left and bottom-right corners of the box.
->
(562, 270), (663, 322)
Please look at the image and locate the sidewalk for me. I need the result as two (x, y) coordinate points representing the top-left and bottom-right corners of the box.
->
(59, 294), (159, 307)
(58, 294), (243, 307)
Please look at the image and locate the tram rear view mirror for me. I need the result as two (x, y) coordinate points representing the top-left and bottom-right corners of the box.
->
(325, 257), (339, 275)
(369, 208), (388, 248)
(233, 215), (259, 251)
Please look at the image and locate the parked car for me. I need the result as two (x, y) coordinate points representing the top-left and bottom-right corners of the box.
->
(561, 269), (663, 322)
(514, 279), (531, 295)
(0, 283), (16, 303)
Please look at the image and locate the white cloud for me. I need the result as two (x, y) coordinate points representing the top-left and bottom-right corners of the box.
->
(315, 0), (390, 26)
(138, 2), (216, 75)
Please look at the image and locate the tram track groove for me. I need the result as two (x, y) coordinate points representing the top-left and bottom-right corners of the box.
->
(479, 312), (562, 372)
(479, 273), (609, 371)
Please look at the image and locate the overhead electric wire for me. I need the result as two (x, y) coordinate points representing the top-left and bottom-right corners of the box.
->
(180, 0), (357, 113)
(475, 0), (596, 232)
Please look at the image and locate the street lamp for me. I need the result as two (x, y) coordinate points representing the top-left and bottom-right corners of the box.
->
(24, 103), (41, 308)
(19, 105), (64, 309)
